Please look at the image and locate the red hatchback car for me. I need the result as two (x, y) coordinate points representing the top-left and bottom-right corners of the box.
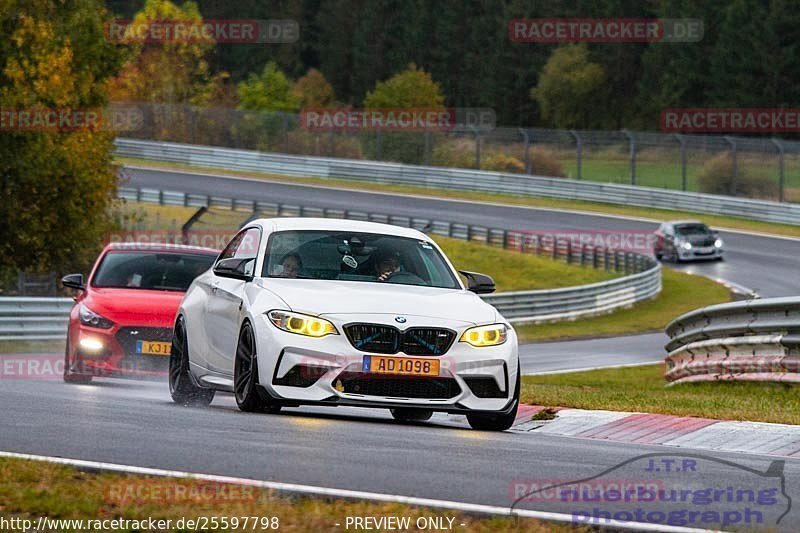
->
(61, 242), (219, 383)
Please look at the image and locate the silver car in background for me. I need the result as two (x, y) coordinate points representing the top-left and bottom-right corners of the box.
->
(653, 220), (724, 262)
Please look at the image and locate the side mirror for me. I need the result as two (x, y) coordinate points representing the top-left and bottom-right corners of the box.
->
(213, 257), (254, 282)
(61, 273), (85, 291)
(459, 270), (495, 294)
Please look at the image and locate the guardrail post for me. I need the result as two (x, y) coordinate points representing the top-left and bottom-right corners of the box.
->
(424, 130), (432, 166)
(158, 190), (164, 205)
(565, 240), (572, 264)
(570, 130), (582, 179)
(466, 225), (473, 241)
(551, 237), (558, 260)
(675, 134), (687, 191)
(188, 106), (196, 144)
(725, 136), (738, 196)
(771, 138), (785, 202)
(519, 128), (531, 174)
(623, 129), (636, 185)
(470, 125), (481, 169)
(282, 113), (289, 152)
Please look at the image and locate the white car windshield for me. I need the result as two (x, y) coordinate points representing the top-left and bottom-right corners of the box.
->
(263, 230), (460, 289)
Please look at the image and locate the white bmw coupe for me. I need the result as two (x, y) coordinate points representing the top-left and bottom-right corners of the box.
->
(169, 218), (520, 430)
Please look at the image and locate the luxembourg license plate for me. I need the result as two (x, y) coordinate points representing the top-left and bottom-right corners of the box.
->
(362, 355), (439, 376)
(136, 340), (171, 356)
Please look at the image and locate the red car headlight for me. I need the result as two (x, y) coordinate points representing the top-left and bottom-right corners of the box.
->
(79, 304), (114, 329)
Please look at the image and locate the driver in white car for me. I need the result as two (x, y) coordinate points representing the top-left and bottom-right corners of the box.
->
(374, 249), (401, 282)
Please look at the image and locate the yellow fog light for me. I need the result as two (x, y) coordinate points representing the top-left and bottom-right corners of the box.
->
(267, 310), (338, 338)
(459, 324), (508, 347)
(79, 337), (105, 352)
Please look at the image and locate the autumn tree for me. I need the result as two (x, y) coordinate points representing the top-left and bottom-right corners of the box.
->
(293, 69), (336, 109)
(531, 45), (607, 129)
(0, 0), (125, 284)
(237, 61), (300, 112)
(107, 0), (232, 141)
(361, 64), (445, 163)
(235, 61), (299, 150)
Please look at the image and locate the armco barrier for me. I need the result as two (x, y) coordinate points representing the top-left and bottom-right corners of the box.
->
(115, 138), (800, 226)
(0, 297), (73, 341)
(664, 297), (800, 385)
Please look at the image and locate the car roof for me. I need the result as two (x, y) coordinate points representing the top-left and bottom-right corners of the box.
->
(104, 242), (219, 255)
(248, 217), (431, 240)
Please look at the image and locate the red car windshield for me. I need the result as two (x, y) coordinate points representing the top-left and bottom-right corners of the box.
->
(91, 251), (216, 292)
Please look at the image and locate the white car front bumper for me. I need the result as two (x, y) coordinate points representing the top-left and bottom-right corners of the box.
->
(254, 313), (519, 413)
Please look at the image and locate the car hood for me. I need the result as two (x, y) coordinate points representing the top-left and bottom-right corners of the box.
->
(256, 278), (498, 326)
(85, 288), (184, 325)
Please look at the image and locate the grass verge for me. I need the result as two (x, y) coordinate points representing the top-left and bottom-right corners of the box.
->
(514, 268), (731, 342)
(0, 340), (65, 355)
(435, 237), (616, 292)
(114, 200), (199, 231)
(0, 458), (575, 532)
(521, 364), (800, 425)
(117, 157), (800, 238)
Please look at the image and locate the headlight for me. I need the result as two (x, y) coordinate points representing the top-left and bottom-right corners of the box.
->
(681, 241), (692, 250)
(79, 304), (114, 329)
(267, 310), (338, 337)
(460, 324), (507, 347)
(714, 238), (723, 248)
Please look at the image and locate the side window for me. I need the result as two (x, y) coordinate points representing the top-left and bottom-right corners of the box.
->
(217, 228), (261, 275)
(218, 232), (245, 262)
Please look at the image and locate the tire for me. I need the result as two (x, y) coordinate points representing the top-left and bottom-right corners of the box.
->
(390, 408), (433, 423)
(467, 364), (520, 431)
(169, 317), (214, 407)
(234, 322), (281, 414)
(63, 333), (92, 385)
